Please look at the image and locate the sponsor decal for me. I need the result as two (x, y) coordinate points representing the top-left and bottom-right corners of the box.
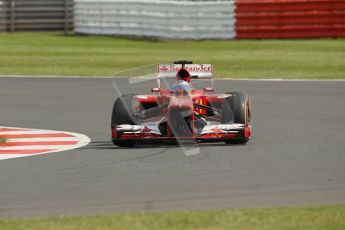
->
(158, 64), (213, 73)
(159, 65), (169, 72)
(185, 64), (212, 72)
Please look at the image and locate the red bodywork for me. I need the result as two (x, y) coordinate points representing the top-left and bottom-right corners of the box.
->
(112, 88), (250, 143)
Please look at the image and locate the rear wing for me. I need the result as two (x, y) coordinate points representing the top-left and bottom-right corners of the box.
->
(157, 64), (213, 79)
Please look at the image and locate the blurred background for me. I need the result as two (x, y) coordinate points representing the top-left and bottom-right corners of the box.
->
(1, 0), (344, 39)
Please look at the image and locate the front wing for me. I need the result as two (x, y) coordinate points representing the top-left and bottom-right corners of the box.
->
(112, 124), (251, 143)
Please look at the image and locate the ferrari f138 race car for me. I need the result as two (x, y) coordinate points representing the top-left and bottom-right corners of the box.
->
(111, 61), (252, 147)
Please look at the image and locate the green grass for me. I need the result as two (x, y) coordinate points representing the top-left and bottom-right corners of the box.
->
(0, 32), (344, 79)
(0, 205), (344, 230)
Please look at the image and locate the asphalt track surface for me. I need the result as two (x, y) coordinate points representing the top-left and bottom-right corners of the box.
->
(0, 77), (345, 219)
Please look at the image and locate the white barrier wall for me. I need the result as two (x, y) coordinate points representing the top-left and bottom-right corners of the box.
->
(74, 0), (236, 39)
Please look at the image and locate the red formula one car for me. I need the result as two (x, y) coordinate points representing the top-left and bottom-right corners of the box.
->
(111, 61), (252, 147)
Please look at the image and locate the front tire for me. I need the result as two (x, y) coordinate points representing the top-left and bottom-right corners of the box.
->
(113, 140), (136, 148)
(111, 94), (137, 147)
(222, 92), (251, 144)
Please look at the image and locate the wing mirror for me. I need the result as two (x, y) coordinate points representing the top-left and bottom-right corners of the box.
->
(151, 87), (160, 92)
(203, 87), (214, 92)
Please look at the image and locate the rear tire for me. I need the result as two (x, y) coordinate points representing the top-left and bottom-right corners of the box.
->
(222, 92), (251, 144)
(111, 94), (137, 147)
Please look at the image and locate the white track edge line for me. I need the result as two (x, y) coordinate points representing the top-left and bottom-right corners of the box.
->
(0, 145), (82, 150)
(0, 131), (72, 135)
(0, 126), (91, 160)
(6, 137), (80, 142)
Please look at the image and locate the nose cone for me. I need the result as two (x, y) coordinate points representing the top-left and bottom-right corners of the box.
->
(169, 95), (193, 111)
(168, 96), (194, 137)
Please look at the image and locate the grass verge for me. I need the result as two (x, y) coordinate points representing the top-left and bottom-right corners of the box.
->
(0, 32), (344, 79)
(0, 205), (344, 230)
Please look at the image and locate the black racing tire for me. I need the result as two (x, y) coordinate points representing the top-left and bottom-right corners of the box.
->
(113, 140), (136, 148)
(222, 92), (251, 144)
(225, 138), (248, 145)
(111, 94), (137, 126)
(111, 94), (137, 147)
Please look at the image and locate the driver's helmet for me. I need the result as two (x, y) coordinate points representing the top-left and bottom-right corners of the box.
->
(172, 80), (192, 95)
(176, 68), (191, 83)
